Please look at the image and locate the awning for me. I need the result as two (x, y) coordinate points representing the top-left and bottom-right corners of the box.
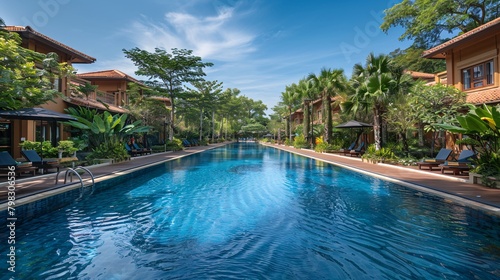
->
(0, 107), (76, 121)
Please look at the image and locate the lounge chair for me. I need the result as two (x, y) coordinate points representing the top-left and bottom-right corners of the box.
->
(330, 141), (356, 154)
(182, 139), (192, 147)
(346, 142), (365, 157)
(0, 151), (38, 176)
(439, 150), (476, 175)
(125, 143), (143, 156)
(416, 148), (452, 170)
(21, 150), (61, 174)
(133, 143), (152, 155)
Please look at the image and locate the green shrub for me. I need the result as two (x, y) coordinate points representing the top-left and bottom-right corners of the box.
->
(284, 138), (292, 146)
(166, 138), (184, 151)
(57, 140), (79, 157)
(87, 141), (129, 162)
(314, 142), (329, 153)
(20, 140), (58, 158)
(293, 134), (309, 149)
(362, 144), (397, 163)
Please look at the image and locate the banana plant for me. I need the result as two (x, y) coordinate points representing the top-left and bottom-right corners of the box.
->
(435, 104), (499, 161)
(66, 109), (151, 151)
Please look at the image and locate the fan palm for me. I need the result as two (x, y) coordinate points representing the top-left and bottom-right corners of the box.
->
(308, 68), (346, 143)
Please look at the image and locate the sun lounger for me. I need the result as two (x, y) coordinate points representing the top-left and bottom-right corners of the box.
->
(182, 139), (192, 147)
(21, 150), (61, 174)
(330, 141), (356, 154)
(439, 150), (475, 175)
(133, 143), (152, 155)
(125, 143), (143, 156)
(346, 142), (365, 157)
(0, 151), (38, 176)
(417, 148), (452, 170)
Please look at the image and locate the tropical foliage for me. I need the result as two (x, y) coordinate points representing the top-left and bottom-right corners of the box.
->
(123, 47), (213, 141)
(435, 104), (500, 186)
(65, 108), (151, 161)
(0, 24), (74, 110)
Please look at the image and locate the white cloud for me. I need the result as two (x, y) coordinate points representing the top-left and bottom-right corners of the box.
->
(127, 8), (256, 61)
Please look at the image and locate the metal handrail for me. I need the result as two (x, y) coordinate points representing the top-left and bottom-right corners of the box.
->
(54, 166), (95, 197)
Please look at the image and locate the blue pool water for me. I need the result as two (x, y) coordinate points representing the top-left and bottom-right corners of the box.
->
(2, 143), (500, 279)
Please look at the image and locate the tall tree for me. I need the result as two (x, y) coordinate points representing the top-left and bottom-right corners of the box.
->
(281, 85), (300, 141)
(185, 80), (223, 141)
(345, 53), (406, 150)
(381, 0), (500, 49)
(0, 22), (73, 110)
(295, 78), (317, 144)
(382, 1), (499, 74)
(409, 82), (467, 154)
(123, 47), (213, 140)
(308, 68), (346, 144)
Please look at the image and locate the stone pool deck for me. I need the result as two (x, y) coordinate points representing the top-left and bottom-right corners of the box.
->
(1, 142), (500, 216)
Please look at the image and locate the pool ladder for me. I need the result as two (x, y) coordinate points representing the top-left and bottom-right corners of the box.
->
(55, 166), (95, 198)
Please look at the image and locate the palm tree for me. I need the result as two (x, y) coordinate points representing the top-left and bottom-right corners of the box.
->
(346, 53), (404, 150)
(308, 68), (346, 144)
(296, 78), (317, 145)
(281, 84), (300, 141)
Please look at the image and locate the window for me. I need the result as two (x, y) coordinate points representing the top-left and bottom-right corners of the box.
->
(462, 60), (494, 90)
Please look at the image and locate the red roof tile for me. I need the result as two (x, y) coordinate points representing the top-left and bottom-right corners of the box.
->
(423, 17), (500, 59)
(404, 70), (435, 79)
(76, 70), (143, 85)
(466, 87), (500, 105)
(5, 26), (96, 63)
(64, 97), (128, 113)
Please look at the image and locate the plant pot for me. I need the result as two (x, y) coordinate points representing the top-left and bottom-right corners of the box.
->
(470, 172), (500, 188)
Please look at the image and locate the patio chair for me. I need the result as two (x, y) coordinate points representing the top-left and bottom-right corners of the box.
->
(0, 151), (38, 176)
(416, 148), (452, 171)
(182, 139), (192, 147)
(21, 150), (61, 174)
(346, 142), (365, 157)
(439, 150), (476, 175)
(330, 141), (356, 154)
(133, 143), (152, 155)
(124, 143), (143, 156)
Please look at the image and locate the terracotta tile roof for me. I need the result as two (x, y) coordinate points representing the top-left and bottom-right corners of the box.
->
(466, 87), (500, 105)
(5, 26), (96, 63)
(404, 70), (435, 80)
(64, 97), (129, 113)
(423, 17), (500, 59)
(147, 96), (172, 107)
(76, 70), (144, 85)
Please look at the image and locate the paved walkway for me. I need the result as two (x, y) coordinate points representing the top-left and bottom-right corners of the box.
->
(1, 142), (499, 216)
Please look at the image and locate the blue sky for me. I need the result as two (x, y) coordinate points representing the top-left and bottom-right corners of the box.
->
(2, 0), (410, 115)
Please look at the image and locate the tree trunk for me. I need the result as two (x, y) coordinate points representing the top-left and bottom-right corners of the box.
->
(169, 98), (175, 141)
(400, 132), (409, 156)
(323, 93), (332, 143)
(303, 102), (310, 142)
(373, 106), (381, 150)
(211, 111), (215, 143)
(199, 109), (203, 141)
(288, 107), (293, 141)
(418, 121), (424, 147)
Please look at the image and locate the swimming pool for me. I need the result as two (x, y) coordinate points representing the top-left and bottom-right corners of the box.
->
(2, 142), (499, 279)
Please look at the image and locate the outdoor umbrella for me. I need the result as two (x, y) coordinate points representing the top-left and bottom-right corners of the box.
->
(0, 108), (76, 147)
(335, 120), (373, 145)
(334, 120), (373, 129)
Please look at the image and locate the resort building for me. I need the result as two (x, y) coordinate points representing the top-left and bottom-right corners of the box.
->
(2, 26), (96, 158)
(422, 17), (500, 105)
(74, 69), (141, 114)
